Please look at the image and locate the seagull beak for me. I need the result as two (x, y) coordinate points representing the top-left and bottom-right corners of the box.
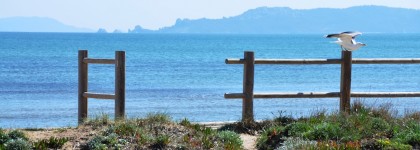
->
(362, 43), (367, 46)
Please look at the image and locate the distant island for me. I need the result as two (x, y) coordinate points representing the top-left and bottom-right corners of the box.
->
(1, 6), (420, 33)
(130, 5), (420, 34)
(0, 17), (93, 32)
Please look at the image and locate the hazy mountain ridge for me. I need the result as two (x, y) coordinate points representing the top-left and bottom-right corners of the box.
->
(1, 6), (420, 33)
(151, 5), (420, 33)
(0, 17), (93, 32)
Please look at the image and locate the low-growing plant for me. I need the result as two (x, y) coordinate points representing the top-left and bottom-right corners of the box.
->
(87, 133), (126, 150)
(145, 113), (171, 124)
(404, 110), (420, 121)
(33, 137), (70, 150)
(304, 122), (341, 140)
(201, 127), (216, 149)
(218, 121), (272, 135)
(7, 130), (28, 141)
(377, 138), (412, 150)
(284, 122), (312, 137)
(256, 126), (285, 150)
(370, 117), (391, 132)
(150, 135), (170, 149)
(308, 109), (328, 123)
(179, 118), (191, 127)
(273, 111), (296, 126)
(314, 140), (362, 150)
(134, 129), (151, 146)
(370, 103), (396, 121)
(276, 137), (316, 150)
(4, 138), (31, 150)
(217, 131), (243, 150)
(113, 122), (137, 136)
(84, 113), (111, 128)
(0, 129), (9, 145)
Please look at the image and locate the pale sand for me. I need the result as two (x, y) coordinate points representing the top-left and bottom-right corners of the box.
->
(240, 134), (258, 150)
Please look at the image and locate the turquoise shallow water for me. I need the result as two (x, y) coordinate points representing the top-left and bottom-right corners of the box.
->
(0, 33), (420, 128)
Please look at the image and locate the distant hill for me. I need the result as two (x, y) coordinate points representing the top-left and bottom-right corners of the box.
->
(151, 6), (420, 34)
(3, 6), (420, 33)
(0, 17), (93, 32)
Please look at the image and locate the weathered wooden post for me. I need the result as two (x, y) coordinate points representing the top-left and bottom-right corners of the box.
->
(78, 50), (88, 123)
(340, 50), (352, 113)
(115, 51), (126, 119)
(243, 51), (255, 123)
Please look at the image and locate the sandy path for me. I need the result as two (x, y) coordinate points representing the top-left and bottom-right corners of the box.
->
(240, 134), (257, 150)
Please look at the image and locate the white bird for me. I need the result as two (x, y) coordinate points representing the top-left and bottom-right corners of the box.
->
(325, 31), (366, 51)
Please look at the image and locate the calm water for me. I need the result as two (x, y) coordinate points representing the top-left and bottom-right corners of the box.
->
(1, 33), (420, 128)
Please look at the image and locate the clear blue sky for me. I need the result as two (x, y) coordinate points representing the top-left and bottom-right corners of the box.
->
(1, 0), (420, 31)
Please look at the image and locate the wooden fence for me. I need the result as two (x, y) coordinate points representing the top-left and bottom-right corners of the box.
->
(225, 51), (420, 123)
(78, 50), (125, 124)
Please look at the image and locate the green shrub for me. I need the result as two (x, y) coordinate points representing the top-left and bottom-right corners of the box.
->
(371, 118), (390, 131)
(179, 118), (191, 127)
(150, 135), (170, 149)
(217, 131), (242, 150)
(87, 136), (107, 150)
(394, 121), (420, 147)
(404, 111), (420, 121)
(369, 103), (396, 122)
(201, 127), (216, 149)
(276, 137), (316, 150)
(284, 122), (311, 137)
(304, 122), (341, 140)
(85, 113), (111, 127)
(87, 133), (125, 150)
(134, 129), (151, 146)
(256, 126), (285, 150)
(113, 122), (137, 136)
(145, 113), (171, 124)
(4, 138), (31, 150)
(7, 130), (28, 141)
(377, 139), (412, 150)
(0, 129), (10, 145)
(404, 132), (420, 147)
(33, 137), (69, 150)
(273, 111), (296, 126)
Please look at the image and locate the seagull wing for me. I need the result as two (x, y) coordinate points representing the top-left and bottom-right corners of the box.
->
(341, 31), (362, 38)
(337, 34), (354, 44)
(325, 34), (340, 38)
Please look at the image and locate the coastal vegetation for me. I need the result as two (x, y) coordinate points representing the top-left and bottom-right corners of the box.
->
(1, 113), (243, 150)
(247, 101), (420, 150)
(1, 101), (420, 149)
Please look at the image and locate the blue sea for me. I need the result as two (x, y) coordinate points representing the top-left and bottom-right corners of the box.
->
(1, 33), (420, 128)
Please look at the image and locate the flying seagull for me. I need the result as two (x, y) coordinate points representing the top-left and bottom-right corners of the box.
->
(325, 31), (366, 51)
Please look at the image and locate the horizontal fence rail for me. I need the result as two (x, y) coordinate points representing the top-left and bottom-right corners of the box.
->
(83, 58), (116, 64)
(225, 51), (420, 123)
(225, 92), (420, 99)
(226, 58), (420, 64)
(83, 92), (116, 99)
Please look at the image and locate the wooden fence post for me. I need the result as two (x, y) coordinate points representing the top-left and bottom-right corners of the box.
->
(115, 51), (126, 120)
(340, 50), (352, 113)
(243, 51), (255, 123)
(78, 50), (88, 124)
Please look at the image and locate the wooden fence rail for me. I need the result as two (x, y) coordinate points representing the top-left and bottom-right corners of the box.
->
(225, 51), (420, 123)
(78, 50), (125, 124)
